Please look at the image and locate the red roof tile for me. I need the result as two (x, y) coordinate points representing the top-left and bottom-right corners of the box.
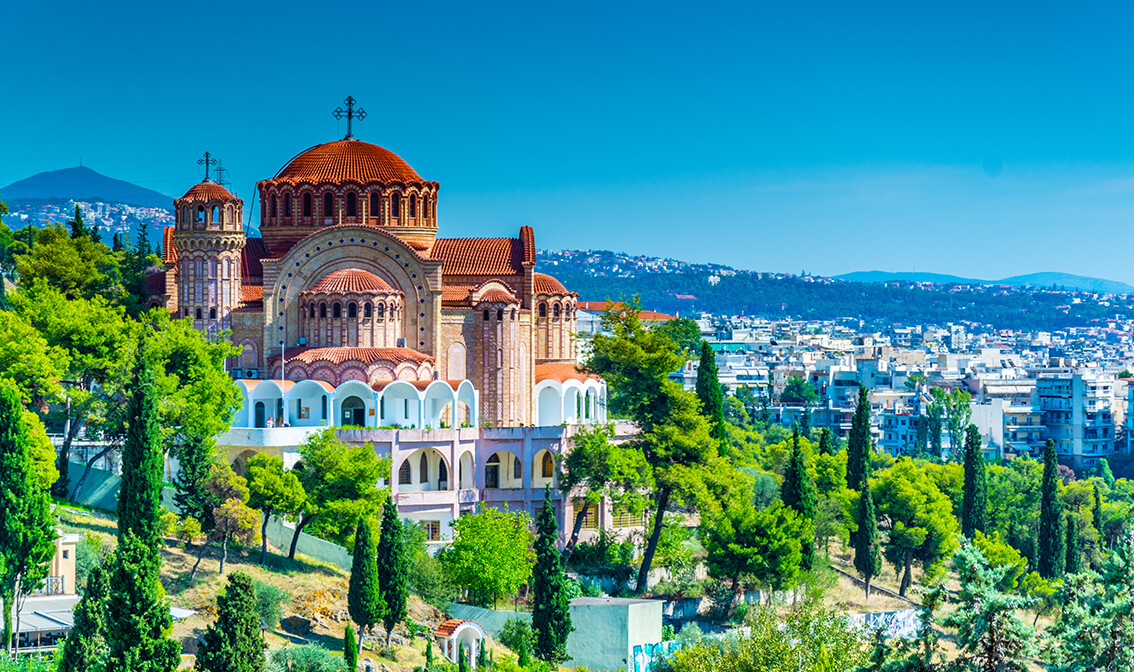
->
(242, 238), (270, 283)
(519, 226), (536, 265)
(434, 619), (468, 638)
(240, 285), (264, 303)
(303, 269), (395, 295)
(162, 227), (177, 265)
(271, 140), (428, 184)
(431, 236), (527, 276)
(440, 285), (475, 305)
(178, 181), (235, 202)
(533, 272), (568, 295)
(273, 346), (433, 367)
(535, 362), (599, 384)
(577, 301), (675, 321)
(478, 288), (518, 304)
(145, 270), (166, 295)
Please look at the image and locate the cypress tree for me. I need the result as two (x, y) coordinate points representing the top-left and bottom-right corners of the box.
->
(344, 625), (358, 671)
(961, 424), (987, 538)
(69, 204), (88, 239)
(532, 488), (573, 662)
(781, 425), (816, 569)
(1099, 458), (1115, 487)
(112, 232), (123, 252)
(347, 518), (383, 650)
(376, 497), (408, 647)
(1038, 440), (1065, 579)
(696, 341), (728, 449)
(425, 638), (434, 669)
(1065, 514), (1081, 575)
(173, 437), (218, 534)
(818, 427), (833, 456)
(117, 333), (165, 549)
(105, 533), (180, 672)
(1093, 484), (1104, 544)
(847, 385), (871, 491)
(476, 641), (487, 669)
(518, 634), (530, 669)
(458, 643), (469, 672)
(800, 403), (812, 439)
(197, 572), (266, 672)
(854, 487), (882, 600)
(58, 564), (109, 672)
(914, 415), (929, 457)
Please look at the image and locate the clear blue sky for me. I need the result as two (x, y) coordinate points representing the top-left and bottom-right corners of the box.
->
(4, 1), (1134, 281)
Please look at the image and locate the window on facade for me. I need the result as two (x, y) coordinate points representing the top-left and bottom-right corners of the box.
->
(333, 303), (342, 318)
(270, 197), (277, 218)
(486, 454), (500, 489)
(309, 305), (315, 319)
(497, 309), (504, 321)
(542, 452), (553, 478)
(195, 308), (202, 319)
(283, 193), (292, 216)
(346, 193), (357, 217)
(348, 303), (357, 318)
(211, 206), (220, 223)
(209, 308), (217, 319)
(302, 193), (312, 217)
(409, 194), (417, 217)
(423, 520), (441, 542)
(323, 193), (334, 218)
(424, 197), (431, 218)
(419, 453), (429, 483)
(613, 506), (645, 529)
(539, 303), (546, 317)
(363, 303), (372, 318)
(321, 396), (327, 420)
(511, 309), (516, 320)
(483, 310), (490, 320)
(391, 193), (401, 217)
(319, 303), (327, 318)
(370, 192), (380, 217)
(196, 206), (205, 223)
(377, 304), (385, 318)
(513, 454), (522, 479)
(573, 498), (599, 529)
(438, 460), (448, 487)
(554, 304), (561, 318)
(398, 460), (411, 485)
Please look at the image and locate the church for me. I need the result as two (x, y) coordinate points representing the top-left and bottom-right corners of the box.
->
(148, 99), (628, 543)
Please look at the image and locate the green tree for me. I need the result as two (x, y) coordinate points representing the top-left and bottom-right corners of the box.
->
(1093, 484), (1104, 543)
(800, 403), (812, 439)
(246, 453), (306, 564)
(1099, 458), (1116, 487)
(781, 425), (816, 570)
(517, 635), (529, 669)
(696, 341), (728, 450)
(531, 489), (572, 663)
(854, 486), (882, 600)
(1039, 440), (1065, 578)
(847, 385), (871, 491)
(972, 530), (1027, 592)
(58, 563), (109, 672)
(348, 518), (383, 652)
(913, 414), (929, 458)
(68, 205), (88, 239)
(16, 224), (124, 302)
(961, 424), (988, 538)
(1065, 513), (1082, 574)
(197, 572), (267, 672)
(557, 425), (650, 560)
(931, 388), (972, 462)
(344, 626), (357, 672)
(780, 374), (818, 405)
(189, 463), (261, 578)
(442, 505), (533, 608)
(375, 498), (407, 647)
(116, 333), (165, 548)
(104, 533), (180, 672)
(652, 317), (702, 357)
(1049, 535), (1134, 671)
(927, 404), (943, 459)
(0, 307), (67, 410)
(0, 379), (57, 656)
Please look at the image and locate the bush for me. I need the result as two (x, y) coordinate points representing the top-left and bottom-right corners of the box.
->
(254, 580), (290, 629)
(74, 532), (108, 593)
(403, 521), (458, 608)
(676, 622), (703, 645)
(267, 645), (346, 672)
(0, 655), (57, 672)
(498, 617), (534, 654)
(568, 530), (635, 580)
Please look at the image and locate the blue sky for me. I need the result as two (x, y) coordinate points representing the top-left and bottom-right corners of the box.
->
(3, 1), (1134, 281)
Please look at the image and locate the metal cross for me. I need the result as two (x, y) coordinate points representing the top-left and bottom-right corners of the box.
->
(198, 151), (217, 182)
(332, 96), (367, 140)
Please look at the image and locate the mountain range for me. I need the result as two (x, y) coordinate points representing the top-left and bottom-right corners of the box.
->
(2, 166), (172, 210)
(834, 270), (1134, 295)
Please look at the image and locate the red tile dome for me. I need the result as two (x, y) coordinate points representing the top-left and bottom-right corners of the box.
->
(273, 140), (426, 184)
(303, 269), (397, 295)
(533, 272), (568, 295)
(178, 181), (235, 201)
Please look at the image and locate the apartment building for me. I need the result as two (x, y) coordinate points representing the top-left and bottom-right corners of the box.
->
(1036, 371), (1117, 468)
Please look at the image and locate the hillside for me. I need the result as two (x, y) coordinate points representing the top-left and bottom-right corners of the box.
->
(834, 269), (1134, 294)
(2, 166), (172, 209)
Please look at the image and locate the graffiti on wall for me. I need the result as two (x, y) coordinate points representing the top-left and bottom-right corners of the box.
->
(631, 640), (684, 672)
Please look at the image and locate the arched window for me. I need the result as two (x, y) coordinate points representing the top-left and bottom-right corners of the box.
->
(309, 304), (315, 319)
(511, 309), (516, 320)
(181, 205), (189, 223)
(270, 197), (277, 218)
(554, 304), (561, 318)
(196, 206), (205, 223)
(369, 192), (380, 217)
(423, 197), (431, 218)
(319, 303), (327, 318)
(483, 310), (490, 321)
(485, 453), (500, 489)
(323, 193), (334, 218)
(539, 303), (547, 317)
(321, 396), (328, 419)
(438, 459), (448, 486)
(283, 193), (292, 217)
(211, 206), (220, 223)
(348, 303), (357, 318)
(497, 308), (504, 321)
(409, 194), (417, 217)
(302, 193), (312, 217)
(209, 307), (217, 319)
(346, 193), (357, 217)
(391, 193), (401, 217)
(513, 454), (522, 479)
(398, 460), (411, 485)
(364, 303), (372, 318)
(195, 308), (202, 319)
(542, 452), (553, 478)
(376, 303), (385, 319)
(419, 453), (429, 483)
(333, 303), (342, 318)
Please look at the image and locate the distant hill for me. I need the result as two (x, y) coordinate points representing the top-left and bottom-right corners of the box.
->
(834, 270), (1134, 295)
(2, 166), (172, 210)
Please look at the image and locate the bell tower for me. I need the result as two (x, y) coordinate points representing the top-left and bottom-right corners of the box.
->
(172, 152), (246, 332)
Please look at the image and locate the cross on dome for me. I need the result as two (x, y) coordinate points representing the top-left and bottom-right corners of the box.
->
(197, 151), (217, 182)
(332, 96), (367, 140)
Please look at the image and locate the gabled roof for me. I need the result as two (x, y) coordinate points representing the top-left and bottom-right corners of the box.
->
(242, 238), (270, 283)
(431, 228), (536, 276)
(145, 270), (166, 295)
(162, 227), (177, 265)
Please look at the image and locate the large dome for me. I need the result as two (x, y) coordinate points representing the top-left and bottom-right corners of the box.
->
(272, 139), (426, 184)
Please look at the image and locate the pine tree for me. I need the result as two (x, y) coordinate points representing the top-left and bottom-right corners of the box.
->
(1065, 514), (1081, 575)
(58, 564), (109, 672)
(0, 378), (56, 656)
(1093, 484), (1104, 544)
(376, 497), (408, 647)
(117, 333), (165, 549)
(696, 341), (728, 450)
(781, 425), (816, 570)
(817, 427), (833, 456)
(961, 424), (988, 538)
(846, 385), (871, 491)
(105, 533), (180, 672)
(347, 518), (383, 651)
(69, 204), (88, 239)
(344, 625), (358, 672)
(197, 572), (266, 672)
(532, 488), (573, 663)
(942, 543), (1035, 669)
(112, 232), (123, 252)
(1038, 440), (1065, 578)
(854, 487), (882, 600)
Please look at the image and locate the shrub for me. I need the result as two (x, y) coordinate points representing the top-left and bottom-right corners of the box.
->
(403, 521), (458, 608)
(253, 580), (290, 630)
(568, 530), (635, 580)
(74, 532), (108, 592)
(498, 617), (534, 654)
(267, 645), (346, 672)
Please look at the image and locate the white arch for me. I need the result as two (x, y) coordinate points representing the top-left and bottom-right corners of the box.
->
(334, 380), (376, 428)
(379, 381), (422, 428)
(562, 381), (585, 425)
(456, 380), (478, 428)
(248, 380), (289, 428)
(532, 448), (556, 490)
(458, 451), (475, 489)
(484, 450), (523, 490)
(234, 380), (253, 428)
(423, 381), (458, 430)
(535, 381), (564, 427)
(397, 447), (452, 493)
(285, 380), (334, 427)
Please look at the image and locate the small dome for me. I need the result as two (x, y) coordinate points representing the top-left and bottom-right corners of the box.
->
(478, 288), (518, 304)
(533, 272), (568, 295)
(179, 181), (235, 202)
(303, 269), (397, 295)
(273, 140), (426, 184)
